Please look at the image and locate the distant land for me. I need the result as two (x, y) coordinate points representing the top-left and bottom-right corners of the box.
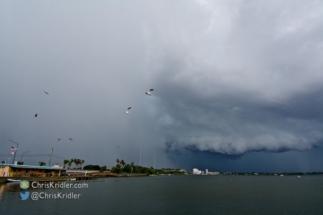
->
(194, 172), (323, 176)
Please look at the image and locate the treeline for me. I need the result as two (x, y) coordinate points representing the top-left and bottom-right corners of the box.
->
(63, 158), (85, 169)
(111, 159), (185, 175)
(61, 158), (186, 175)
(83, 165), (107, 171)
(38, 158), (84, 168)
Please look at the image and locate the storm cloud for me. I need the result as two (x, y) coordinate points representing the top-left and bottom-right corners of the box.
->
(1, 0), (323, 170)
(145, 0), (323, 155)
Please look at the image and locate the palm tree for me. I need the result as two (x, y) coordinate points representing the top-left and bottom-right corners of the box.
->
(72, 158), (77, 169)
(73, 159), (78, 169)
(76, 159), (81, 169)
(67, 160), (72, 170)
(80, 160), (84, 170)
(63, 160), (69, 169)
(120, 160), (126, 168)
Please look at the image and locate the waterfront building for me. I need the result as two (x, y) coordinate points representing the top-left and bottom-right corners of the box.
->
(192, 168), (202, 175)
(0, 164), (65, 177)
(206, 171), (220, 175)
(179, 169), (187, 173)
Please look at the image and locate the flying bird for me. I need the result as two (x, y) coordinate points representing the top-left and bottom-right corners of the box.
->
(34, 114), (38, 117)
(125, 107), (131, 114)
(145, 89), (154, 96)
(58, 138), (61, 142)
(69, 138), (73, 141)
(43, 90), (49, 95)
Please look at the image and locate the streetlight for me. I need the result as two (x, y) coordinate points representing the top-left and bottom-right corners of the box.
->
(20, 151), (30, 162)
(8, 140), (19, 164)
(139, 147), (142, 166)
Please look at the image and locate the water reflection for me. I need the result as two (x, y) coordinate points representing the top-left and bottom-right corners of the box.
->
(0, 183), (21, 203)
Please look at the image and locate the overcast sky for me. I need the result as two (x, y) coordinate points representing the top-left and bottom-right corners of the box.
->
(1, 0), (323, 172)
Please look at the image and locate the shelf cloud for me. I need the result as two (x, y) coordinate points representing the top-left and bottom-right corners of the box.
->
(144, 0), (323, 155)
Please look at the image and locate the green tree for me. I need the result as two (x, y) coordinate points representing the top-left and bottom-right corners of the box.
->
(83, 165), (94, 170)
(39, 161), (46, 166)
(72, 158), (78, 169)
(120, 160), (126, 168)
(100, 165), (107, 172)
(148, 167), (155, 174)
(123, 164), (132, 173)
(80, 160), (85, 170)
(75, 159), (81, 169)
(92, 165), (101, 170)
(63, 160), (69, 169)
(133, 165), (143, 173)
(67, 160), (72, 170)
(111, 165), (122, 173)
(130, 162), (134, 173)
(83, 165), (101, 170)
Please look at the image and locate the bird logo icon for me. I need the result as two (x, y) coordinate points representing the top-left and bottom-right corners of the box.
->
(20, 191), (30, 200)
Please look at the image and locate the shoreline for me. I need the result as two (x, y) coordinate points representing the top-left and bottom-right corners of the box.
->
(0, 173), (148, 184)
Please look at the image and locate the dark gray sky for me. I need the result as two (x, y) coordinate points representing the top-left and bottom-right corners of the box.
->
(1, 0), (323, 172)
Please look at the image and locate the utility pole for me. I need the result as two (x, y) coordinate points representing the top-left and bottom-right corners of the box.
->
(48, 148), (54, 166)
(8, 140), (19, 164)
(140, 147), (141, 166)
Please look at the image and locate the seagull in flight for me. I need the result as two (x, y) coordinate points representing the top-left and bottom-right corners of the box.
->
(34, 114), (38, 117)
(145, 89), (154, 96)
(43, 90), (49, 95)
(69, 138), (73, 141)
(125, 107), (131, 114)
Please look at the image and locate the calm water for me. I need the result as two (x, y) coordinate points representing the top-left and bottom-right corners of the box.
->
(0, 175), (323, 215)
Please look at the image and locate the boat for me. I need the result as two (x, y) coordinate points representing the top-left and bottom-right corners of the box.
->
(6, 179), (21, 183)
(67, 178), (76, 181)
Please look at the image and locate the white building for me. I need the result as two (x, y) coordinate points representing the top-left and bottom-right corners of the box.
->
(206, 171), (220, 175)
(192, 168), (202, 175)
(193, 168), (220, 175)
